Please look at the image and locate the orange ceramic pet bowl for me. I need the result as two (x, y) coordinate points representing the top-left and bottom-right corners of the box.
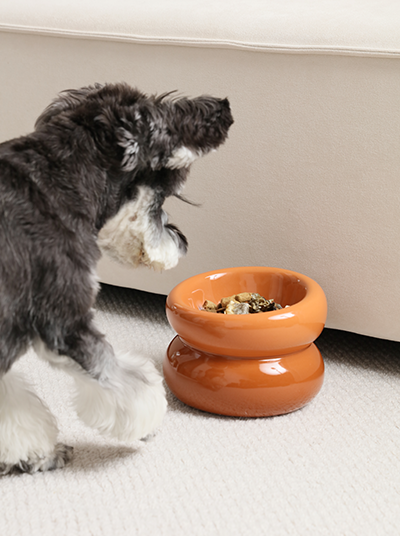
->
(164, 266), (327, 417)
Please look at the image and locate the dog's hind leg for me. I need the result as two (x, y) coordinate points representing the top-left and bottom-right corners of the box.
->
(34, 317), (167, 443)
(0, 369), (73, 475)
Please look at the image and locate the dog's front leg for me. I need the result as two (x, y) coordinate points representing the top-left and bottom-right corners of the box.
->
(34, 321), (167, 442)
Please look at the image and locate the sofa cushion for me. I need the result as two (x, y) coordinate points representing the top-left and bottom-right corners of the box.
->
(1, 0), (400, 57)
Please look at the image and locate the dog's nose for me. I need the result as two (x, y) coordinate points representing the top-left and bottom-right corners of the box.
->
(219, 98), (234, 126)
(221, 98), (230, 110)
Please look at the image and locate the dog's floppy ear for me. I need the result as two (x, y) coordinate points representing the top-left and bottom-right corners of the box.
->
(34, 84), (104, 130)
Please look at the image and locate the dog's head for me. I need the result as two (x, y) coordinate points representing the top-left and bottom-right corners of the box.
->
(35, 83), (234, 270)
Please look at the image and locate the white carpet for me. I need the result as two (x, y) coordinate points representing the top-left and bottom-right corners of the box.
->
(1, 284), (400, 535)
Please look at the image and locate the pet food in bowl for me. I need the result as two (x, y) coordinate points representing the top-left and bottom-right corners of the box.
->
(202, 292), (284, 314)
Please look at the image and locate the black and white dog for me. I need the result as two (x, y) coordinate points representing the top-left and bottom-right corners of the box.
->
(0, 82), (233, 474)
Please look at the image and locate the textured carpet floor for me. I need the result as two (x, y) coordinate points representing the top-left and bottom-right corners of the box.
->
(1, 284), (400, 536)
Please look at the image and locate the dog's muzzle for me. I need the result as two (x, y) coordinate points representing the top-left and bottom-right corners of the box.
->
(97, 187), (188, 271)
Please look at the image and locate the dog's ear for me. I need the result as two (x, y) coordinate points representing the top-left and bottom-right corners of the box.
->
(34, 84), (104, 130)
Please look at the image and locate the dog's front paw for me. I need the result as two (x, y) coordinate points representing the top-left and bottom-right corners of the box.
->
(73, 352), (167, 443)
(0, 444), (73, 475)
(117, 372), (167, 442)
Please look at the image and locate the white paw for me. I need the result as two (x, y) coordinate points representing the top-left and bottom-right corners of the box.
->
(73, 352), (167, 442)
(0, 370), (62, 472)
(0, 444), (74, 475)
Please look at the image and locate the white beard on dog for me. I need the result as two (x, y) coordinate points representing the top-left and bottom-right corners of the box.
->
(98, 185), (183, 271)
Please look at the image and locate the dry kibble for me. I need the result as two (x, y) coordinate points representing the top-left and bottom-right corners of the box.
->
(235, 292), (253, 303)
(220, 295), (236, 308)
(225, 300), (250, 315)
(249, 294), (278, 313)
(202, 292), (285, 315)
(202, 300), (218, 313)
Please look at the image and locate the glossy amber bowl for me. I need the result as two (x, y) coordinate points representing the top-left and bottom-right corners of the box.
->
(164, 266), (327, 417)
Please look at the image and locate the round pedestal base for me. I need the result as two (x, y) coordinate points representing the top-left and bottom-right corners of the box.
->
(164, 336), (324, 417)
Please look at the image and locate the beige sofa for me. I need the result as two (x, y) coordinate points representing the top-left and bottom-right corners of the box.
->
(1, 0), (400, 341)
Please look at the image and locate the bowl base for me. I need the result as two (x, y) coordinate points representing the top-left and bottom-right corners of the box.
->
(164, 336), (324, 417)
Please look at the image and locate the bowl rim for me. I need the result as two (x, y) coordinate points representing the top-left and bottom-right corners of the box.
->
(167, 266), (326, 324)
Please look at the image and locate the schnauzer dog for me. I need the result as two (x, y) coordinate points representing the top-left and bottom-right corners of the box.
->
(0, 82), (233, 474)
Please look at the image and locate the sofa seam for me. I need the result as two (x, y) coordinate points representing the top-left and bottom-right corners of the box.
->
(1, 23), (400, 58)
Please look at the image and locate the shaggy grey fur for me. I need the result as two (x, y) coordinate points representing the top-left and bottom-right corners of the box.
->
(0, 82), (233, 375)
(0, 82), (233, 473)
